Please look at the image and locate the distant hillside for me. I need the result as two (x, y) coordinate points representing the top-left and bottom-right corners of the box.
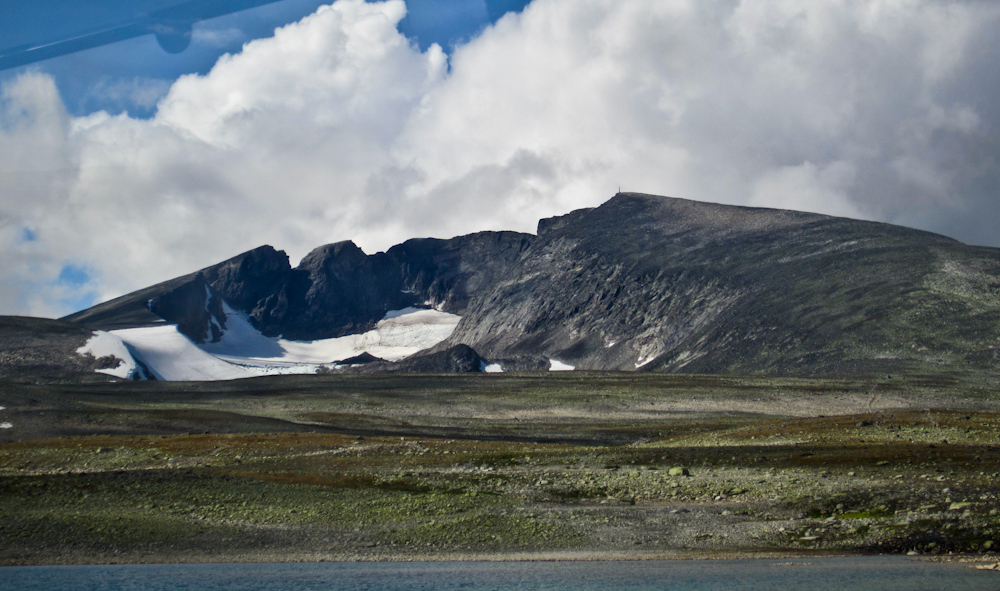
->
(0, 317), (126, 384)
(59, 193), (1000, 378)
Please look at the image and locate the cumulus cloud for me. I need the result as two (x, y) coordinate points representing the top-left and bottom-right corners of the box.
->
(80, 76), (173, 114)
(750, 161), (864, 220)
(0, 0), (998, 316)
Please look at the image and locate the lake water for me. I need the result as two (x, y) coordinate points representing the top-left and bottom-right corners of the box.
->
(3, 557), (996, 591)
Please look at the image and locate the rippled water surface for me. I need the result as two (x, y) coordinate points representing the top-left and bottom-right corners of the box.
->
(3, 557), (996, 591)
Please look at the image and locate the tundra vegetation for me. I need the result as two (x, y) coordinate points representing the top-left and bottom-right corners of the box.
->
(1, 372), (999, 565)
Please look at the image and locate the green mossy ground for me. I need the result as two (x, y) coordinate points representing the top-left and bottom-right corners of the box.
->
(1, 373), (999, 564)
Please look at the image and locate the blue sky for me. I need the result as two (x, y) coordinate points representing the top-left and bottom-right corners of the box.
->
(1, 0), (532, 118)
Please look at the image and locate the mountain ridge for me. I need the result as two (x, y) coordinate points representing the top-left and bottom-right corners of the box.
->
(60, 193), (1000, 378)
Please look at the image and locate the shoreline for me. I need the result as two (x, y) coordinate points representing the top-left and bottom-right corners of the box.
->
(5, 550), (1000, 568)
(3, 549), (841, 567)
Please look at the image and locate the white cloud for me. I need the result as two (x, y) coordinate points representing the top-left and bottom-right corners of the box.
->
(80, 77), (173, 113)
(750, 161), (865, 220)
(191, 27), (247, 49)
(0, 0), (998, 316)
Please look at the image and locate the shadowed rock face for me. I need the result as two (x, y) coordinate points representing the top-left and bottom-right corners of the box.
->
(63, 230), (535, 343)
(234, 231), (534, 341)
(62, 193), (1000, 376)
(147, 275), (225, 344)
(250, 240), (415, 339)
(201, 244), (291, 320)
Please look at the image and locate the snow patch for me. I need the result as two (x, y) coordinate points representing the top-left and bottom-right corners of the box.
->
(605, 341), (617, 348)
(0, 422), (11, 429)
(549, 359), (575, 371)
(635, 357), (654, 368)
(112, 304), (461, 381)
(76, 331), (142, 379)
(363, 307), (460, 357)
(482, 362), (503, 373)
(112, 325), (256, 381)
(202, 304), (460, 367)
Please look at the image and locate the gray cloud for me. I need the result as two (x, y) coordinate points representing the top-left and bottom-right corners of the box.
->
(0, 0), (998, 316)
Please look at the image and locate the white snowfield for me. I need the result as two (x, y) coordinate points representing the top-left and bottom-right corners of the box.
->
(201, 304), (461, 366)
(103, 305), (463, 382)
(549, 359), (575, 371)
(76, 330), (143, 379)
(111, 325), (256, 381)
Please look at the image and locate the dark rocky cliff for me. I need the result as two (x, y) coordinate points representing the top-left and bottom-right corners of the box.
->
(223, 230), (534, 341)
(64, 230), (535, 343)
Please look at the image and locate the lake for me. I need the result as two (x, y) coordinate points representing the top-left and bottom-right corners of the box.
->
(3, 557), (996, 590)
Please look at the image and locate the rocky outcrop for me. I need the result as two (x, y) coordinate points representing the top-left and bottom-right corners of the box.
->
(334, 352), (383, 365)
(343, 344), (486, 374)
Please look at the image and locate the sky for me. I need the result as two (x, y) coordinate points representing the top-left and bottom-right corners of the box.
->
(0, 0), (998, 318)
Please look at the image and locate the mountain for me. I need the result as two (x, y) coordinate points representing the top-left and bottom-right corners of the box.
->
(59, 193), (1000, 379)
(445, 193), (1000, 376)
